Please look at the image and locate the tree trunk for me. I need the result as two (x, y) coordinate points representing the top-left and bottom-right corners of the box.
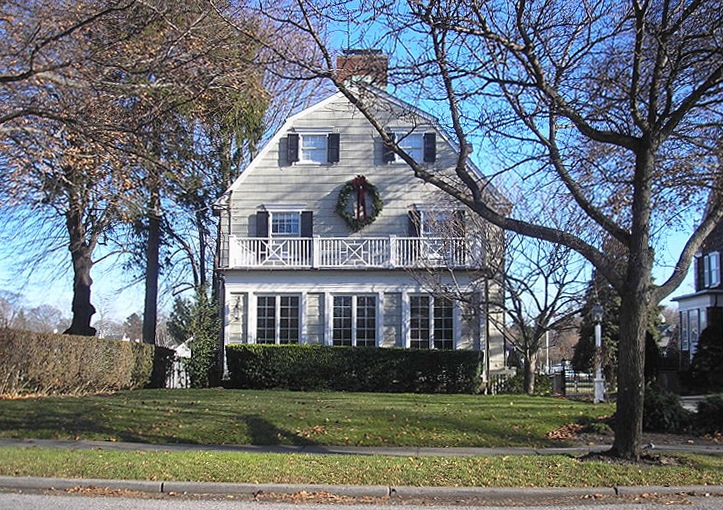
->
(142, 189), (161, 345)
(63, 210), (97, 337)
(610, 283), (650, 460)
(610, 147), (655, 460)
(523, 351), (537, 395)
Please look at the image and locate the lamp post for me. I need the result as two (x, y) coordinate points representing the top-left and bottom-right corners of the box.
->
(592, 303), (605, 403)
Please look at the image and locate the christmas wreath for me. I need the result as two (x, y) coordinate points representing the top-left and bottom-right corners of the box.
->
(336, 175), (383, 231)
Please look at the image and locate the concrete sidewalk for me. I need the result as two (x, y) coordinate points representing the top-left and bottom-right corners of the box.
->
(0, 437), (722, 456)
(0, 438), (721, 504)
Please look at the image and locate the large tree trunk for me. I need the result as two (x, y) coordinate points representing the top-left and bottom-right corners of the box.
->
(63, 210), (97, 337)
(610, 148), (655, 460)
(142, 188), (161, 345)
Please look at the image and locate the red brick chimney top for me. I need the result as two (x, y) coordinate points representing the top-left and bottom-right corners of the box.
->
(336, 49), (388, 87)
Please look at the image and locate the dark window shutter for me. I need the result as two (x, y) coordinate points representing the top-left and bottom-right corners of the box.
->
(327, 133), (340, 163)
(423, 133), (436, 162)
(300, 211), (313, 237)
(287, 133), (299, 163)
(454, 210), (466, 237)
(694, 255), (703, 291)
(382, 132), (396, 163)
(408, 210), (421, 237)
(256, 211), (269, 237)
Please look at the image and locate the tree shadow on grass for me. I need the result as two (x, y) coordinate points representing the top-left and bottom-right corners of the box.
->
(236, 414), (317, 446)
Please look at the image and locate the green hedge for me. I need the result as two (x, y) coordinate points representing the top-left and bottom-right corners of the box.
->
(0, 328), (154, 395)
(226, 344), (484, 394)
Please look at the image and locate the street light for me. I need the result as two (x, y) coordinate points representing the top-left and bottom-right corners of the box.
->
(592, 303), (605, 403)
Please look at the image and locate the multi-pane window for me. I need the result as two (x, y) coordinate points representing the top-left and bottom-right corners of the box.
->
(410, 295), (431, 349)
(256, 295), (300, 344)
(332, 295), (377, 347)
(384, 131), (435, 163)
(271, 212), (300, 236)
(397, 133), (424, 163)
(703, 252), (721, 288)
(410, 295), (454, 349)
(300, 134), (328, 163)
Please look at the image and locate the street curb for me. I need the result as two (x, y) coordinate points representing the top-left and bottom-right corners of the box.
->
(2, 476), (723, 501)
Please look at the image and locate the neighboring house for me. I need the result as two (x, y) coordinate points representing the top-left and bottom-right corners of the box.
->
(673, 219), (723, 367)
(214, 51), (508, 384)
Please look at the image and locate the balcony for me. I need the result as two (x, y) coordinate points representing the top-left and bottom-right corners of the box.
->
(223, 235), (484, 270)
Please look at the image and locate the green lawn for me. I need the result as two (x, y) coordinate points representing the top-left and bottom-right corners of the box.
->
(1, 447), (722, 488)
(3, 389), (721, 488)
(0, 388), (614, 447)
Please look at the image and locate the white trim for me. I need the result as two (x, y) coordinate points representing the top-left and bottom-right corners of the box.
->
(263, 203), (306, 212)
(453, 300), (462, 349)
(324, 292), (332, 346)
(401, 289), (410, 348)
(376, 291), (384, 347)
(247, 293), (257, 344)
(300, 291), (308, 345)
(291, 126), (334, 134)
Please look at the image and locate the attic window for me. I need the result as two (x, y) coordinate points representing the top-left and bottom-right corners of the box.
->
(383, 131), (436, 164)
(287, 130), (340, 164)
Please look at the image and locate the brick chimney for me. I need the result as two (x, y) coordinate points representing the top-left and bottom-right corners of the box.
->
(336, 49), (388, 87)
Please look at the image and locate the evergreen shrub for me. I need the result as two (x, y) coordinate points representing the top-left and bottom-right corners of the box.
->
(0, 328), (153, 395)
(642, 384), (692, 433)
(696, 394), (723, 435)
(226, 344), (484, 394)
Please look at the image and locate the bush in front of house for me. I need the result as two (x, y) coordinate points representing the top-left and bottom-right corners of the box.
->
(695, 394), (723, 435)
(0, 328), (154, 395)
(642, 383), (692, 433)
(495, 372), (553, 396)
(226, 344), (484, 394)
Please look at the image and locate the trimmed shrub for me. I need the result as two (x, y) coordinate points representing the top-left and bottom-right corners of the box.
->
(226, 344), (484, 394)
(0, 328), (154, 395)
(495, 373), (553, 396)
(696, 394), (723, 435)
(642, 384), (692, 433)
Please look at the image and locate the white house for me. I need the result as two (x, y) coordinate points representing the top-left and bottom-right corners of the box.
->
(214, 52), (508, 385)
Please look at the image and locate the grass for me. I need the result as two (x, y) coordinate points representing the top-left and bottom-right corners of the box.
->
(1, 448), (722, 488)
(0, 388), (616, 447)
(1, 389), (720, 488)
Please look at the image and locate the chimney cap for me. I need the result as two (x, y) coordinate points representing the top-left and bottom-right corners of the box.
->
(342, 48), (384, 56)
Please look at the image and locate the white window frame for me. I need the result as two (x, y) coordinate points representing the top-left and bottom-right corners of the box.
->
(296, 128), (332, 164)
(707, 252), (720, 287)
(390, 130), (424, 163)
(270, 211), (301, 237)
(332, 295), (377, 347)
(255, 294), (301, 345)
(409, 294), (455, 350)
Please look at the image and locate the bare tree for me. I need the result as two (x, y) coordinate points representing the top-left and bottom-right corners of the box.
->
(242, 0), (723, 459)
(498, 235), (586, 394)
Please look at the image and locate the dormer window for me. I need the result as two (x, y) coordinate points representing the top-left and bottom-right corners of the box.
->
(287, 130), (340, 164)
(383, 131), (436, 164)
(703, 252), (720, 288)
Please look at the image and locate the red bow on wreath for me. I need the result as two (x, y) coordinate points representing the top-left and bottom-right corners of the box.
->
(352, 175), (368, 221)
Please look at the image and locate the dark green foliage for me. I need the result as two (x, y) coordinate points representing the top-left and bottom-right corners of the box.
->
(496, 373), (553, 396)
(573, 273), (663, 385)
(690, 324), (723, 391)
(0, 328), (153, 394)
(169, 288), (221, 388)
(149, 346), (176, 389)
(642, 384), (692, 433)
(572, 275), (620, 382)
(696, 394), (723, 435)
(226, 344), (484, 394)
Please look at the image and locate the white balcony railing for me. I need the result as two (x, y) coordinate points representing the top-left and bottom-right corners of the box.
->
(225, 235), (483, 269)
